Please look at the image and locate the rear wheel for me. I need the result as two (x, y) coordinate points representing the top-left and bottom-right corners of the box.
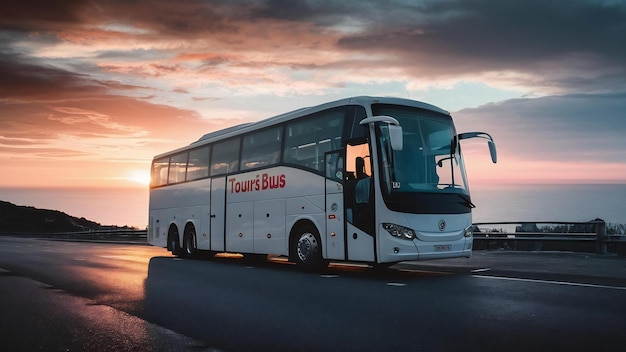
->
(168, 226), (181, 256)
(292, 224), (328, 271)
(183, 226), (197, 259)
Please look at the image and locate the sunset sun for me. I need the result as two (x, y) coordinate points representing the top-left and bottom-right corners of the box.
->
(126, 170), (151, 186)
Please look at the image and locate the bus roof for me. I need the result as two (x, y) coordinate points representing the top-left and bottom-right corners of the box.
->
(155, 96), (449, 159)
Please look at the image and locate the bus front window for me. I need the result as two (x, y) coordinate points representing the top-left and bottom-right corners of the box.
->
(373, 104), (471, 214)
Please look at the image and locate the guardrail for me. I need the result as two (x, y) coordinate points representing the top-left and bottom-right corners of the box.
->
(64, 229), (148, 242)
(0, 229), (148, 242)
(3, 223), (625, 254)
(472, 221), (625, 255)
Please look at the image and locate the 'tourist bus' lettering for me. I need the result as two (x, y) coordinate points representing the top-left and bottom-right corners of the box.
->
(229, 173), (286, 193)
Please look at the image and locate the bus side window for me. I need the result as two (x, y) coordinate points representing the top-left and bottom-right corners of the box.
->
(187, 146), (210, 181)
(151, 157), (169, 187)
(325, 152), (343, 182)
(211, 138), (240, 176)
(347, 105), (368, 140)
(241, 127), (282, 170)
(284, 108), (345, 173)
(168, 152), (188, 184)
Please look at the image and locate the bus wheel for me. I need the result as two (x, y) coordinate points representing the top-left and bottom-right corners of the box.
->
(183, 227), (197, 259)
(168, 226), (181, 256)
(293, 225), (328, 270)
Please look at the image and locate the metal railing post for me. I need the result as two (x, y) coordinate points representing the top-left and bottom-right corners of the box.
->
(595, 219), (607, 255)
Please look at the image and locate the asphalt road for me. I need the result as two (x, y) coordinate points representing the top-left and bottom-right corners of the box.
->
(0, 236), (625, 351)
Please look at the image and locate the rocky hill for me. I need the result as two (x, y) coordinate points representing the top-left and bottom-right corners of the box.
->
(0, 200), (103, 233)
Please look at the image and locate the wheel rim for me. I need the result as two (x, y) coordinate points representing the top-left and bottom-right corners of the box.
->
(296, 232), (318, 263)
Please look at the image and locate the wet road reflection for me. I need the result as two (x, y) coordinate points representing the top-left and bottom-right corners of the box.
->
(1, 237), (625, 352)
(0, 238), (207, 351)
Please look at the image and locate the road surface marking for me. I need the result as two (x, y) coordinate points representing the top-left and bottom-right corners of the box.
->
(397, 269), (452, 276)
(471, 268), (491, 273)
(473, 275), (626, 291)
(387, 282), (407, 287)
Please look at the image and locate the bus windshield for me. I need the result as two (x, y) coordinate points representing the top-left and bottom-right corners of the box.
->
(373, 104), (469, 199)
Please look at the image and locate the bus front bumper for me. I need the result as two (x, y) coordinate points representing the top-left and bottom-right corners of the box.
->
(378, 234), (473, 263)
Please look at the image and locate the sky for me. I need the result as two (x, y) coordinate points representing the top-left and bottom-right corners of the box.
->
(1, 0), (625, 194)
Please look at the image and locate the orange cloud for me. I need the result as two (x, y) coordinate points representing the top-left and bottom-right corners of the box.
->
(1, 0), (625, 190)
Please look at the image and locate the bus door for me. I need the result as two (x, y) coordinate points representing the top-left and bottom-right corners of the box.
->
(210, 177), (226, 251)
(325, 151), (346, 260)
(344, 141), (375, 262)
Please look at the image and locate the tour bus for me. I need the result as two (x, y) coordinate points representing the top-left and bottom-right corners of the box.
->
(148, 96), (497, 269)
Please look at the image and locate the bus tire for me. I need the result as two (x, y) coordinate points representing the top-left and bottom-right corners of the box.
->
(291, 224), (328, 271)
(183, 225), (197, 259)
(168, 225), (181, 256)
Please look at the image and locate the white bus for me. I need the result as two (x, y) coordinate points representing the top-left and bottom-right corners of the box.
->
(148, 96), (497, 269)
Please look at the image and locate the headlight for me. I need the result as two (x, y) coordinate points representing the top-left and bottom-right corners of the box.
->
(382, 223), (416, 240)
(464, 225), (473, 238)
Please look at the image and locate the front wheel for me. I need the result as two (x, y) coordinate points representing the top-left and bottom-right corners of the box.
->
(292, 225), (328, 271)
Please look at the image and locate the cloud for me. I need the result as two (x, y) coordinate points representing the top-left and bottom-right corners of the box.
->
(336, 0), (626, 93)
(0, 53), (100, 102)
(6, 0), (621, 101)
(457, 93), (626, 160)
(0, 0), (88, 31)
(1, 0), (624, 187)
(0, 145), (89, 158)
(0, 48), (219, 172)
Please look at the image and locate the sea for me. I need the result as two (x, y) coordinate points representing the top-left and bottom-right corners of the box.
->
(0, 187), (150, 229)
(1, 184), (625, 230)
(469, 183), (626, 230)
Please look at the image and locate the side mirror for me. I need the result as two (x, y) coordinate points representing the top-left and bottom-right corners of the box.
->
(458, 131), (497, 164)
(488, 140), (497, 164)
(360, 115), (403, 151)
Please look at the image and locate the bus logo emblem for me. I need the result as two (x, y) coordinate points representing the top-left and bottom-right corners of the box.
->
(438, 220), (446, 231)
